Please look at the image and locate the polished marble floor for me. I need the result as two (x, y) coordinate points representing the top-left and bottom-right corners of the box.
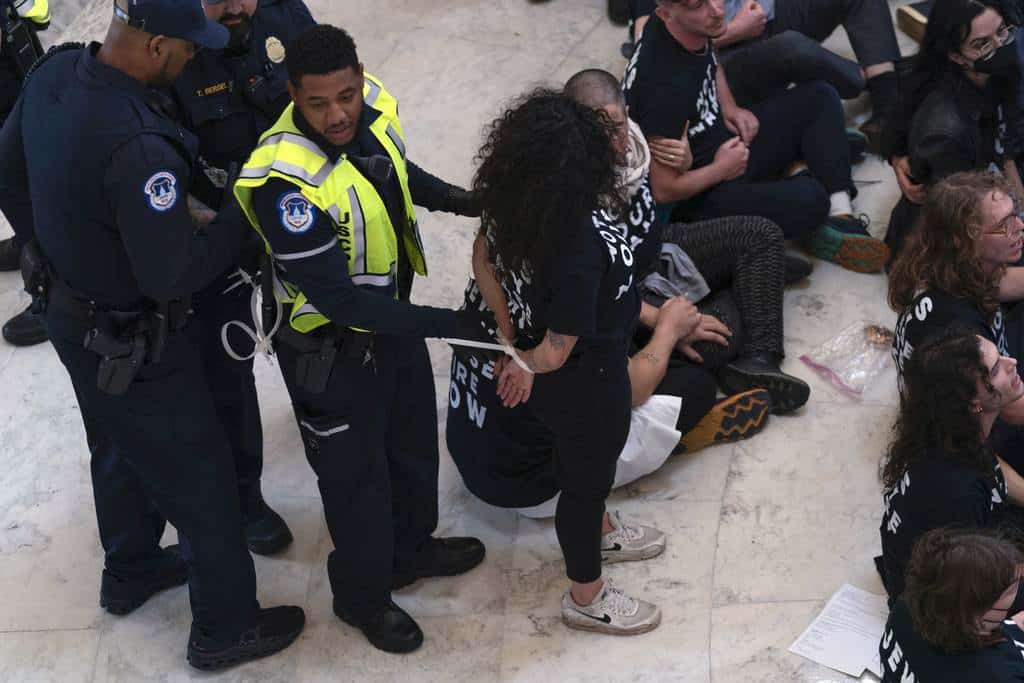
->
(0, 1), (919, 681)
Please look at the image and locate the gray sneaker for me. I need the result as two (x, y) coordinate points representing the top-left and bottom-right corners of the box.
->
(600, 510), (666, 564)
(561, 579), (661, 635)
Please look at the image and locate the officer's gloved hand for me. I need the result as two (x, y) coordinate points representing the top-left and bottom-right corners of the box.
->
(444, 185), (481, 218)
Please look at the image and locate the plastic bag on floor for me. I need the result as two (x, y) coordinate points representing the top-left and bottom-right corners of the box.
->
(799, 322), (894, 397)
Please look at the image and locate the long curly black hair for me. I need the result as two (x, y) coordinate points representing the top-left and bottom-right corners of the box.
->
(472, 88), (622, 278)
(880, 324), (996, 492)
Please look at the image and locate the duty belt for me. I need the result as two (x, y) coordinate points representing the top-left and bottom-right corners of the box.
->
(47, 280), (194, 395)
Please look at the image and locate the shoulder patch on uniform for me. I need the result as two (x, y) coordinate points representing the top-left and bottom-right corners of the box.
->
(278, 192), (315, 233)
(144, 171), (178, 212)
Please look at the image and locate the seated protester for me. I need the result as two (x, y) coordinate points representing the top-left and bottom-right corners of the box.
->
(881, 528), (1024, 683)
(446, 287), (771, 519)
(878, 326), (1024, 600)
(890, 171), (1019, 384)
(563, 68), (810, 412)
(624, 0), (891, 274)
(629, 0), (900, 149)
(883, 0), (1021, 262)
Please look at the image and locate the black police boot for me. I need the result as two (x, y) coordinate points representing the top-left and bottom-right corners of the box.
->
(333, 598), (423, 654)
(2, 304), (48, 346)
(392, 537), (486, 590)
(244, 499), (293, 556)
(99, 545), (188, 616)
(0, 237), (19, 272)
(719, 352), (811, 416)
(187, 606), (305, 671)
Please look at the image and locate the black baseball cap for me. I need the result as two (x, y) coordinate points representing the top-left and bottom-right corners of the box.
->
(113, 0), (229, 49)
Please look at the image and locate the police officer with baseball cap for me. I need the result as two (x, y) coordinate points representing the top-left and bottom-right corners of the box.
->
(161, 0), (319, 558)
(0, 0), (303, 669)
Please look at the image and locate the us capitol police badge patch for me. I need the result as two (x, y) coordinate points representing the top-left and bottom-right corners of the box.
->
(266, 36), (286, 64)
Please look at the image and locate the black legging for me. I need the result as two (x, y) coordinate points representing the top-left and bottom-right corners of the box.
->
(531, 347), (631, 584)
(660, 216), (786, 362)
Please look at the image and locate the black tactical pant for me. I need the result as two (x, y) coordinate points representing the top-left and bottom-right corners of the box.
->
(276, 333), (439, 617)
(47, 312), (258, 638)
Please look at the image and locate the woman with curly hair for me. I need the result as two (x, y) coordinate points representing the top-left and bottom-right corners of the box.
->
(471, 89), (662, 635)
(878, 325), (1024, 600)
(880, 528), (1024, 682)
(890, 170), (1021, 383)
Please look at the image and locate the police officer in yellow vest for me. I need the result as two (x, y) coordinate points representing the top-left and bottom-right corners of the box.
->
(234, 24), (485, 654)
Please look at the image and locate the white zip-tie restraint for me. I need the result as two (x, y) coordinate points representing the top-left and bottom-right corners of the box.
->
(441, 335), (534, 374)
(218, 267), (530, 371)
(221, 269), (282, 363)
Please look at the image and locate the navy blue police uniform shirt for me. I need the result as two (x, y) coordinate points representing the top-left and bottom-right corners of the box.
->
(879, 450), (1007, 600)
(881, 598), (1024, 682)
(623, 13), (731, 170)
(172, 0), (315, 210)
(0, 44), (245, 308)
(250, 105), (459, 337)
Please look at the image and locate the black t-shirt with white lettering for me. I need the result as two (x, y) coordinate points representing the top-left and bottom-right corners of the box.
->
(879, 451), (1007, 600)
(880, 599), (1024, 682)
(623, 14), (731, 169)
(892, 288), (1008, 383)
(446, 180), (659, 505)
(494, 178), (657, 357)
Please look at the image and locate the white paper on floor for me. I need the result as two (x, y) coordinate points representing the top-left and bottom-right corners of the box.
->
(789, 583), (889, 678)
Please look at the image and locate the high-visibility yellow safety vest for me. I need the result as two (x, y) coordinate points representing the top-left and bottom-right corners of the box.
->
(12, 0), (50, 25)
(234, 73), (427, 334)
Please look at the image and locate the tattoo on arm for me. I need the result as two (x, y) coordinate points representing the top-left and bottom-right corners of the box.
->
(548, 332), (567, 350)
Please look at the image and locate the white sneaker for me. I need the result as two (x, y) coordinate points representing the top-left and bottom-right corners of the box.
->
(561, 579), (661, 635)
(600, 510), (666, 564)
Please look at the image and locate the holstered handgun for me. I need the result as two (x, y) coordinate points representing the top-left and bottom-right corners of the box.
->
(294, 330), (339, 395)
(83, 321), (147, 396)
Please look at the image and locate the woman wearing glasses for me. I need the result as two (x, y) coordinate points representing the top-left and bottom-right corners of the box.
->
(880, 528), (1024, 682)
(882, 0), (1020, 261)
(878, 324), (1024, 602)
(890, 171), (1022, 385)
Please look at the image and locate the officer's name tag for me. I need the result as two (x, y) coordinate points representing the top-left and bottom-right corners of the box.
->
(195, 81), (232, 97)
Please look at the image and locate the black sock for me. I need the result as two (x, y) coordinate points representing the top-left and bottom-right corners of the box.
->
(866, 71), (899, 119)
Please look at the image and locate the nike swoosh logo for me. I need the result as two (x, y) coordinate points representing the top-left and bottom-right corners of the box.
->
(573, 609), (612, 624)
(600, 543), (622, 561)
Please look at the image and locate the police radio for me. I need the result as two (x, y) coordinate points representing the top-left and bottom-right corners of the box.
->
(1, 0), (43, 80)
